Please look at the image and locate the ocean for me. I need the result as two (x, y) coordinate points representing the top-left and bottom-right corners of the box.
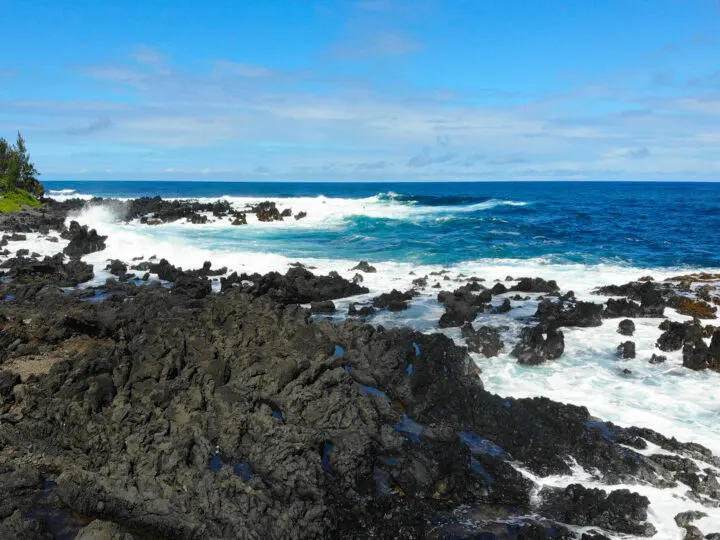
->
(16, 180), (720, 535)
(44, 180), (720, 268)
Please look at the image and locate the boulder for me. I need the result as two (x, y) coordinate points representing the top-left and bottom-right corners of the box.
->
(539, 484), (655, 536)
(617, 341), (636, 359)
(535, 299), (603, 329)
(461, 324), (504, 357)
(62, 221), (107, 257)
(311, 300), (336, 314)
(511, 277), (559, 294)
(348, 302), (375, 317)
(351, 261), (377, 273)
(438, 285), (492, 328)
(618, 319), (635, 336)
(657, 322), (704, 352)
(512, 326), (565, 365)
(372, 289), (415, 311)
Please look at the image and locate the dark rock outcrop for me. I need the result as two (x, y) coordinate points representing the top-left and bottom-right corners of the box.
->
(311, 300), (336, 313)
(62, 221), (107, 257)
(596, 281), (665, 317)
(682, 331), (720, 371)
(351, 261), (377, 273)
(461, 324), (504, 357)
(252, 201), (283, 222)
(512, 326), (565, 365)
(348, 302), (375, 317)
(510, 277), (559, 294)
(105, 259), (128, 279)
(372, 289), (415, 312)
(535, 298), (603, 329)
(617, 341), (636, 359)
(438, 286), (491, 328)
(539, 484), (655, 536)
(649, 354), (666, 364)
(618, 319), (635, 336)
(221, 267), (368, 303)
(657, 321), (704, 352)
(0, 253), (93, 287)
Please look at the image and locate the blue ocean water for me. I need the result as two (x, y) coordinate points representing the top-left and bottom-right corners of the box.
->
(44, 181), (720, 268)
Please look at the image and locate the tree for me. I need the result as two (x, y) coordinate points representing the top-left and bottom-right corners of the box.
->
(0, 132), (43, 197)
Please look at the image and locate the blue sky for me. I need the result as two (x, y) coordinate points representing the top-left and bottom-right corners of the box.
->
(1, 0), (719, 181)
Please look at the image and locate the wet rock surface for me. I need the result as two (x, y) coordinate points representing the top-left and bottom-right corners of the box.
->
(539, 484), (656, 536)
(512, 325), (565, 365)
(62, 221), (107, 257)
(461, 323), (504, 357)
(617, 319), (635, 336)
(534, 298), (603, 329)
(372, 289), (416, 312)
(351, 260), (377, 273)
(437, 285), (491, 328)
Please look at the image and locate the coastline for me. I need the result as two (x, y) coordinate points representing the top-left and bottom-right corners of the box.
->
(0, 196), (719, 538)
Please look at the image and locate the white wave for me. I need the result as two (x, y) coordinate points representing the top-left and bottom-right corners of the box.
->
(49, 190), (529, 225)
(514, 458), (720, 539)
(47, 190), (95, 202)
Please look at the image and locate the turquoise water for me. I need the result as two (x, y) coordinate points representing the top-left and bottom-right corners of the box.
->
(45, 181), (720, 268)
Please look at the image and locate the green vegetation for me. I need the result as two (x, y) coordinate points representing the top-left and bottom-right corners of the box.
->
(0, 132), (44, 213)
(0, 132), (44, 198)
(0, 188), (42, 213)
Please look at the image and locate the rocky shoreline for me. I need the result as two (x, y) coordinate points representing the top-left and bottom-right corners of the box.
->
(0, 199), (719, 539)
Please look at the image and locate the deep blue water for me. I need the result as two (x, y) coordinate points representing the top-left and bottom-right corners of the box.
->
(44, 181), (720, 268)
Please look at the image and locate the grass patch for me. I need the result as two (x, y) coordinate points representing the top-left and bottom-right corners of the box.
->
(0, 188), (42, 213)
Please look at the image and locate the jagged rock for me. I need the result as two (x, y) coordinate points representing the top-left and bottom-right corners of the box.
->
(512, 326), (565, 365)
(539, 484), (656, 536)
(596, 281), (665, 317)
(62, 221), (107, 257)
(251, 201), (283, 222)
(351, 261), (377, 273)
(105, 259), (128, 279)
(348, 302), (375, 317)
(0, 253), (93, 287)
(535, 299), (603, 329)
(438, 285), (491, 328)
(649, 354), (666, 364)
(149, 258), (184, 282)
(605, 298), (642, 318)
(294, 211), (307, 221)
(657, 321), (704, 352)
(127, 196), (235, 224)
(494, 298), (511, 314)
(231, 213), (247, 226)
(412, 276), (428, 287)
(221, 267), (368, 303)
(490, 283), (508, 295)
(372, 289), (415, 311)
(511, 277), (559, 294)
(675, 510), (708, 528)
(461, 323), (504, 357)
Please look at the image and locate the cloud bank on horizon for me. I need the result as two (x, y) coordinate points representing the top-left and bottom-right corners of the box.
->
(1, 0), (719, 181)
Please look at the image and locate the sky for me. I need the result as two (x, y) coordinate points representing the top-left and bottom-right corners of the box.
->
(1, 0), (719, 182)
